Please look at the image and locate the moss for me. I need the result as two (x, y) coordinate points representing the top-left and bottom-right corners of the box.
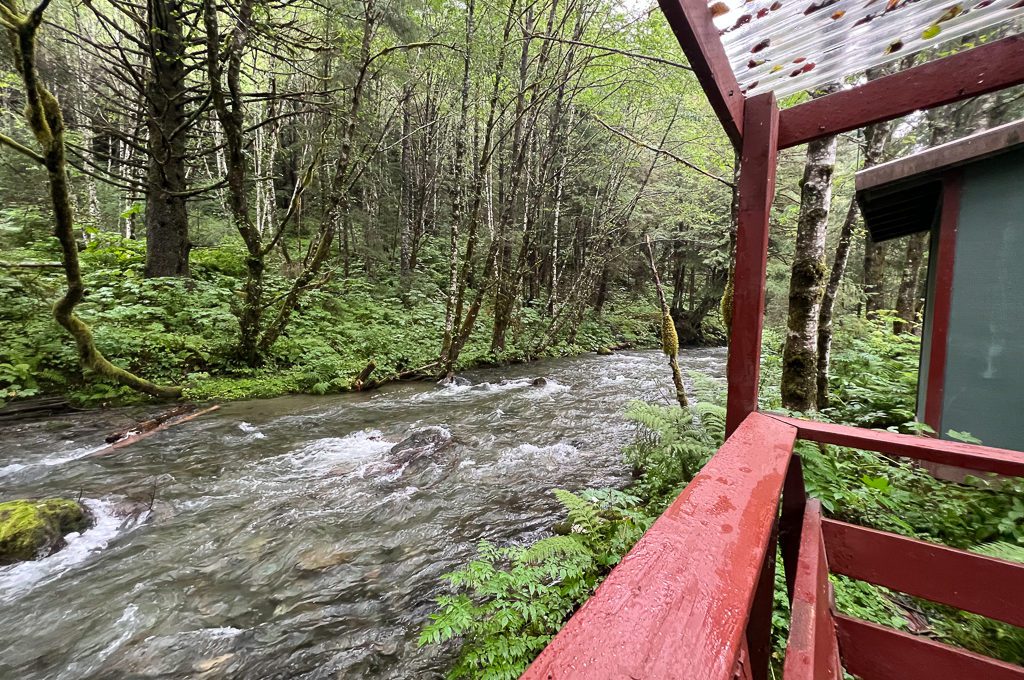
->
(0, 498), (92, 565)
(720, 271), (734, 331)
(660, 309), (679, 358)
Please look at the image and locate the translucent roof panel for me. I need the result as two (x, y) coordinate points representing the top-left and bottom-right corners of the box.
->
(711, 0), (1024, 97)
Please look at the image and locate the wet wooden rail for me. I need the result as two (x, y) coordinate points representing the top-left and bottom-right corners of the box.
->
(521, 412), (797, 680)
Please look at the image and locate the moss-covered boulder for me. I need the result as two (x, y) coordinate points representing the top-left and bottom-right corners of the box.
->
(0, 498), (93, 565)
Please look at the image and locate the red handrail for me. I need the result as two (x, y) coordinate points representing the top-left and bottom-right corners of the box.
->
(521, 412), (797, 680)
(765, 414), (1024, 477)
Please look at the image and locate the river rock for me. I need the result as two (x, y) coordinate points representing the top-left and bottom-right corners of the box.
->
(437, 375), (471, 387)
(0, 498), (94, 565)
(531, 377), (548, 387)
(388, 426), (453, 464)
(596, 347), (614, 356)
(295, 545), (353, 572)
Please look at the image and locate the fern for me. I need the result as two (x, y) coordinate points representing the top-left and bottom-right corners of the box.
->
(518, 536), (590, 566)
(973, 540), (1024, 563)
(552, 489), (603, 535)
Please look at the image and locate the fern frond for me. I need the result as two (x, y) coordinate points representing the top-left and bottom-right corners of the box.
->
(552, 488), (603, 535)
(517, 535), (590, 565)
(973, 541), (1024, 564)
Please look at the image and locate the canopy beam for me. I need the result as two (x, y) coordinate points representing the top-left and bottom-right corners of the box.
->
(779, 35), (1024, 149)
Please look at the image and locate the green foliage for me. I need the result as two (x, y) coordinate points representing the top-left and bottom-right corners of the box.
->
(419, 488), (653, 679)
(0, 231), (659, 406)
(821, 314), (921, 429)
(423, 318), (1024, 676)
(624, 399), (726, 506)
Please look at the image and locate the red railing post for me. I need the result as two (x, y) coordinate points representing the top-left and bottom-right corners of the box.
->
(922, 170), (962, 433)
(726, 93), (779, 436)
(779, 454), (807, 600)
(745, 520), (778, 680)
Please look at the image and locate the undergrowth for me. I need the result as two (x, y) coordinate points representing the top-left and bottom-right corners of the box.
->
(0, 235), (660, 406)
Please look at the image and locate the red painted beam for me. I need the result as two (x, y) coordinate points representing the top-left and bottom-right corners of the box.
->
(782, 500), (842, 680)
(923, 171), (962, 432)
(765, 414), (1024, 477)
(779, 35), (1024, 149)
(835, 614), (1024, 680)
(822, 518), (1024, 628)
(725, 93), (779, 436)
(657, 0), (744, 147)
(521, 413), (797, 680)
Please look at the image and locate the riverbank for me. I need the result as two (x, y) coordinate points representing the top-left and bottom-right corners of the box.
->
(1, 240), (704, 409)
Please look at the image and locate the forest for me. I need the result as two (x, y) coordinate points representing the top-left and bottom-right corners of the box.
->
(0, 0), (1018, 408)
(1, 0), (1024, 677)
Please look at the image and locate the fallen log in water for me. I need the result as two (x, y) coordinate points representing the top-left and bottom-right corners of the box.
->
(89, 404), (220, 456)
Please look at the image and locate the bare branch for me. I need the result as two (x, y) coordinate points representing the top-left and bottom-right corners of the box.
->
(594, 117), (735, 189)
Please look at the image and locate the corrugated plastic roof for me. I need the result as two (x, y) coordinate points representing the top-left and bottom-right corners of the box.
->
(710, 0), (1024, 97)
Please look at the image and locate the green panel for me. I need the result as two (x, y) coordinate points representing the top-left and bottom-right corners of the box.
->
(941, 148), (1024, 450)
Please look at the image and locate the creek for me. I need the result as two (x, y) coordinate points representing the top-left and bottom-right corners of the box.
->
(0, 349), (725, 679)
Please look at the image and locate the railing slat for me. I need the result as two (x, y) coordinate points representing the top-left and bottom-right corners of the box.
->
(822, 518), (1024, 628)
(782, 500), (842, 680)
(520, 412), (797, 680)
(835, 615), (1024, 680)
(766, 414), (1024, 478)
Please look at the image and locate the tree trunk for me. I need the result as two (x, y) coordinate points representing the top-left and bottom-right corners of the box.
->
(4, 4), (181, 398)
(143, 0), (191, 278)
(817, 120), (892, 406)
(863, 236), (888, 318)
(399, 87), (414, 283)
(645, 236), (687, 408)
(893, 232), (928, 334)
(781, 134), (838, 411)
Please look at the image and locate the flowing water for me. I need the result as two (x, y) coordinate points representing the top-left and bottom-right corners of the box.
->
(0, 349), (725, 680)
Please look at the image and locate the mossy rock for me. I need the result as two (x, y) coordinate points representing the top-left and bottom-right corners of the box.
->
(0, 498), (93, 565)
(596, 347), (614, 356)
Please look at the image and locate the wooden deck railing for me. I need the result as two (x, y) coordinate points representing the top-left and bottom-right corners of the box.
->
(521, 411), (1024, 680)
(521, 412), (798, 680)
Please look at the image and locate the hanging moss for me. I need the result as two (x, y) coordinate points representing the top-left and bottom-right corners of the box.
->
(0, 498), (93, 565)
(660, 307), (679, 358)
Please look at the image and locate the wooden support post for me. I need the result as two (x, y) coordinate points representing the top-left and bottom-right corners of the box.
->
(779, 454), (806, 601)
(726, 93), (779, 436)
(782, 499), (842, 680)
(923, 171), (962, 433)
(657, 0), (745, 147)
(746, 519), (778, 680)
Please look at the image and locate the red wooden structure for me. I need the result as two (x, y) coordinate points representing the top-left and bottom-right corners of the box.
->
(520, 3), (1024, 678)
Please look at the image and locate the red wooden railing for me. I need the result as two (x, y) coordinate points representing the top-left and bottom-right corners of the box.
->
(521, 411), (1024, 680)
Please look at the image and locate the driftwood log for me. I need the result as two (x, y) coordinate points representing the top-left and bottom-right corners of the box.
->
(89, 404), (220, 456)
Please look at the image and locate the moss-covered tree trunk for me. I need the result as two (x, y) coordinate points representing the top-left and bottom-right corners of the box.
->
(0, 0), (181, 399)
(781, 134), (837, 412)
(817, 119), (892, 406)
